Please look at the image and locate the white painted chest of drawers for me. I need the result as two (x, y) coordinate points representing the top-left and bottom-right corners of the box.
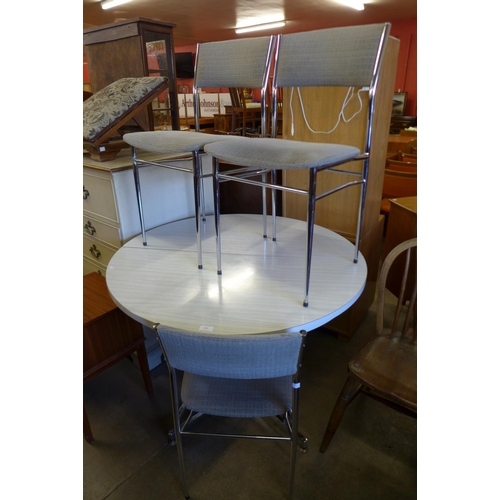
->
(83, 148), (214, 367)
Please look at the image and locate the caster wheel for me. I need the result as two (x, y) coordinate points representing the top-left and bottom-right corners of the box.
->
(299, 437), (308, 454)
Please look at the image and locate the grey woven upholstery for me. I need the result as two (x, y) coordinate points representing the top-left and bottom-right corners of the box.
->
(123, 130), (238, 153)
(154, 325), (306, 499)
(157, 327), (302, 378)
(275, 24), (388, 88)
(181, 374), (292, 418)
(205, 137), (360, 170)
(206, 23), (391, 307)
(122, 36), (275, 270)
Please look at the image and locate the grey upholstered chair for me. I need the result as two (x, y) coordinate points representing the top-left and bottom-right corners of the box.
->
(205, 23), (391, 306)
(154, 325), (307, 500)
(123, 36), (275, 269)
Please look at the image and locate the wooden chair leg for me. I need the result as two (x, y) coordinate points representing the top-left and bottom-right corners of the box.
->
(136, 342), (154, 397)
(319, 376), (363, 453)
(83, 405), (94, 444)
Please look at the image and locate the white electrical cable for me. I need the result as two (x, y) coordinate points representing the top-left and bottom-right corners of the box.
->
(289, 86), (369, 136)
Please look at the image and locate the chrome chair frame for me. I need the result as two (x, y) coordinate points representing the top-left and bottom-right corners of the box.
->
(207, 24), (391, 306)
(124, 36), (276, 269)
(154, 326), (307, 500)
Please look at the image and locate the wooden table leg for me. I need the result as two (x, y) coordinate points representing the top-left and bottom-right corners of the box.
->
(83, 405), (94, 444)
(136, 343), (154, 397)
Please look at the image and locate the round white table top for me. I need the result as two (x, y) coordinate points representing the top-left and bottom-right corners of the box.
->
(106, 214), (367, 335)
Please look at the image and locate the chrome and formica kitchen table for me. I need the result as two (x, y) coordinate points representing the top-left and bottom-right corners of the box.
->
(106, 214), (367, 335)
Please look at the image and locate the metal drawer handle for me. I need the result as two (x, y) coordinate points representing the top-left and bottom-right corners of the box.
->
(89, 244), (101, 259)
(83, 186), (90, 200)
(84, 221), (96, 235)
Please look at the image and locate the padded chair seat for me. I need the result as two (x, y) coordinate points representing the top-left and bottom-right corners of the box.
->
(123, 130), (239, 153)
(349, 336), (417, 412)
(182, 373), (292, 418)
(83, 77), (167, 143)
(205, 137), (360, 170)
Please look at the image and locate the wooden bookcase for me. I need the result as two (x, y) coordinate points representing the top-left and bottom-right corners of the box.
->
(281, 36), (400, 341)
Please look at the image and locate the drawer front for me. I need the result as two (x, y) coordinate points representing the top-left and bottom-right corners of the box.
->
(83, 256), (106, 276)
(83, 216), (121, 248)
(83, 235), (116, 268)
(83, 170), (118, 223)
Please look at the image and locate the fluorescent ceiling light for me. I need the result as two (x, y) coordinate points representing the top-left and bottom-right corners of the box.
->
(337, 1), (365, 10)
(101, 0), (132, 10)
(235, 21), (286, 34)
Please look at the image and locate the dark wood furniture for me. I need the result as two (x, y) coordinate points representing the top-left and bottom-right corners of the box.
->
(179, 116), (215, 133)
(389, 115), (416, 134)
(83, 18), (180, 133)
(386, 152), (417, 173)
(213, 113), (234, 134)
(380, 170), (417, 236)
(319, 238), (417, 453)
(224, 88), (262, 135)
(387, 134), (417, 155)
(383, 196), (417, 302)
(83, 272), (153, 443)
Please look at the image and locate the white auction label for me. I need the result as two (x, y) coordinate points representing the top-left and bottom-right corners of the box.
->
(199, 325), (214, 332)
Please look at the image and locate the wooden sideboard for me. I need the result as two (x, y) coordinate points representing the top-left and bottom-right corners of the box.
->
(83, 149), (214, 367)
(387, 134), (417, 155)
(281, 36), (400, 341)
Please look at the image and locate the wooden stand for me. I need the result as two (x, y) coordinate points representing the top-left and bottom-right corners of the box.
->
(84, 18), (180, 132)
(281, 37), (400, 341)
(83, 272), (154, 443)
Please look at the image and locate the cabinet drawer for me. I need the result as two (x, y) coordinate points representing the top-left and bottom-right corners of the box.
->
(83, 235), (116, 268)
(83, 216), (121, 248)
(83, 256), (106, 276)
(83, 170), (118, 223)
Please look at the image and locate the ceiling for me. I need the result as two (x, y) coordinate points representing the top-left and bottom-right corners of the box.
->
(83, 0), (417, 47)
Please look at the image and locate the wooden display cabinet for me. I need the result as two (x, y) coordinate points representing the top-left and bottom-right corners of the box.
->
(84, 17), (180, 132)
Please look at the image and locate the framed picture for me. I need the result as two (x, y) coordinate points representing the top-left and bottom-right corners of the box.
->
(392, 92), (407, 116)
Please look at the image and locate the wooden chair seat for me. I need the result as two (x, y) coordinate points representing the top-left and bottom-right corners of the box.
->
(349, 335), (416, 412)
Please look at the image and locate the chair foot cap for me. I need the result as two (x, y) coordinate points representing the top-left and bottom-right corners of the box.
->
(217, 270), (222, 275)
(198, 265), (203, 270)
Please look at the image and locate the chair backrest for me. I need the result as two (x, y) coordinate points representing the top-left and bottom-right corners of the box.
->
(382, 169), (417, 199)
(271, 23), (391, 143)
(155, 326), (305, 380)
(376, 238), (417, 341)
(193, 36), (276, 135)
